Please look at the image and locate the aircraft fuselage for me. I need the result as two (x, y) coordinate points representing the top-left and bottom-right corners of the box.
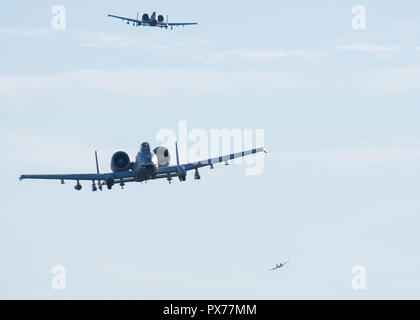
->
(133, 149), (158, 181)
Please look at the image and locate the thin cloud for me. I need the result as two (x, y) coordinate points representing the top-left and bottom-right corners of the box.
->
(76, 30), (328, 63)
(234, 49), (329, 63)
(0, 28), (53, 37)
(334, 43), (405, 59)
(2, 66), (420, 109)
(78, 31), (207, 54)
(78, 33), (417, 63)
(80, 33), (137, 48)
(198, 49), (329, 64)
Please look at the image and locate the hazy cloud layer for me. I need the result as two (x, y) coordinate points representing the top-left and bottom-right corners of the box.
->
(1, 66), (420, 109)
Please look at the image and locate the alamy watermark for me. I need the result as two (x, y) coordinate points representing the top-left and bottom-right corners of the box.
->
(51, 264), (66, 290)
(352, 265), (366, 290)
(156, 121), (265, 175)
(352, 5), (366, 30)
(51, 5), (66, 30)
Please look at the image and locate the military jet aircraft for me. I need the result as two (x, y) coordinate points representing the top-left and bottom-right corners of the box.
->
(108, 11), (198, 29)
(267, 260), (290, 271)
(19, 142), (266, 191)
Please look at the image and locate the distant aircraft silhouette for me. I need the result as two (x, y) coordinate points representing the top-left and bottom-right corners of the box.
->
(108, 11), (198, 30)
(267, 260), (290, 271)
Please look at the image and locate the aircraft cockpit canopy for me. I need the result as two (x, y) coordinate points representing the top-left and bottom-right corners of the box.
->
(140, 142), (151, 153)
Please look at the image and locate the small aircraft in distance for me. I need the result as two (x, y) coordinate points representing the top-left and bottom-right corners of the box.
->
(108, 11), (198, 30)
(267, 260), (290, 271)
(19, 142), (266, 191)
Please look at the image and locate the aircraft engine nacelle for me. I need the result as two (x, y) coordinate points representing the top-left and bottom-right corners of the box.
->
(111, 151), (131, 172)
(142, 13), (150, 21)
(153, 146), (171, 167)
(158, 15), (165, 23)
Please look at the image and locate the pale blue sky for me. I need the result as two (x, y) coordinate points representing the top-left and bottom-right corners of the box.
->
(1, 0), (420, 299)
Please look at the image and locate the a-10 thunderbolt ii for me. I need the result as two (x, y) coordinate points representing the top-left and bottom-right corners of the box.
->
(19, 142), (266, 191)
(267, 260), (290, 271)
(108, 11), (198, 29)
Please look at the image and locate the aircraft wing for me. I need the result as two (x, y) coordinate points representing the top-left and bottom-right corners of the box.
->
(267, 266), (279, 271)
(93, 172), (179, 186)
(158, 22), (198, 26)
(152, 173), (178, 180)
(108, 14), (143, 25)
(19, 171), (136, 182)
(155, 147), (266, 175)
